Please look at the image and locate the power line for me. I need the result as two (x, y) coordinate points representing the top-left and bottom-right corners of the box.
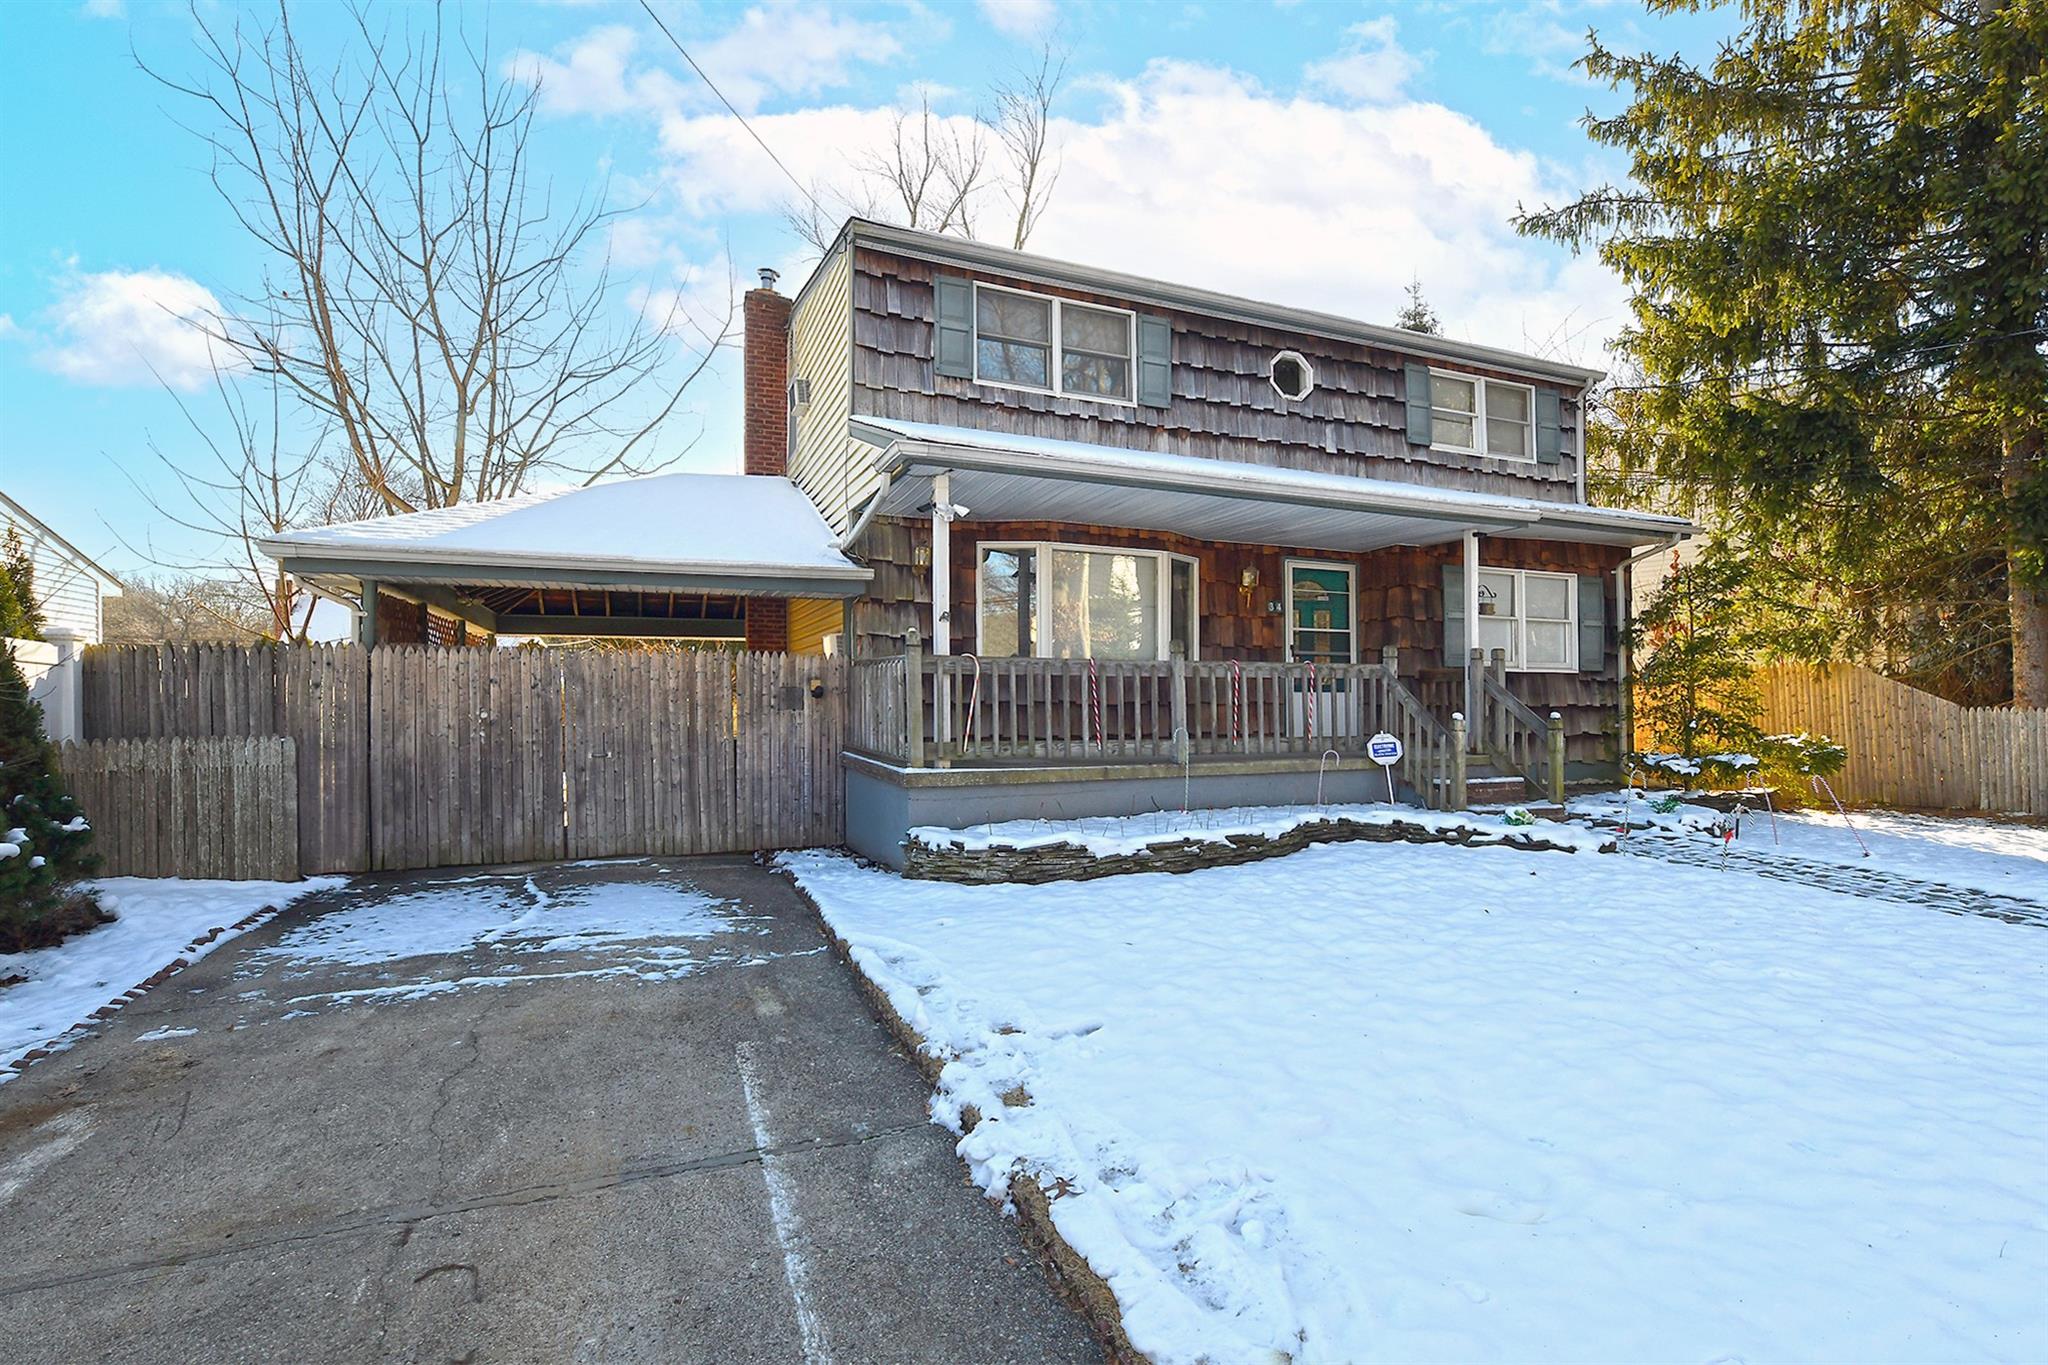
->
(635, 0), (823, 215)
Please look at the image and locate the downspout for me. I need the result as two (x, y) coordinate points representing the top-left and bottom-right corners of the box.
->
(1615, 535), (1682, 756)
(840, 469), (893, 557)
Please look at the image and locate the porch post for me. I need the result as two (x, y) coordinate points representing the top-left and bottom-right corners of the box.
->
(1462, 530), (1480, 728)
(930, 471), (952, 656)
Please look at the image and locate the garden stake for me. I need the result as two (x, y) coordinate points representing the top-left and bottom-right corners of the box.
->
(1760, 786), (1780, 845)
(1811, 775), (1871, 856)
(1318, 748), (1341, 807)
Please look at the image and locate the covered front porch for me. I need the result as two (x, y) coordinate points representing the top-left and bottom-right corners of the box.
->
(840, 419), (1690, 828)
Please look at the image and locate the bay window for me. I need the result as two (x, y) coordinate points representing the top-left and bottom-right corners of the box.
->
(972, 283), (1135, 403)
(977, 542), (1197, 661)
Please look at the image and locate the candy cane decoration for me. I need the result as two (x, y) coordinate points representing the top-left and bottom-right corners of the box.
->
(1305, 660), (1319, 740)
(1087, 656), (1103, 751)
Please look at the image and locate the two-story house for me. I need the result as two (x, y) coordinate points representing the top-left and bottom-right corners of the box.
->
(755, 221), (1687, 856)
(262, 218), (1690, 867)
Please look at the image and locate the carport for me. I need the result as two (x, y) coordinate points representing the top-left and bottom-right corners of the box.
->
(260, 473), (871, 652)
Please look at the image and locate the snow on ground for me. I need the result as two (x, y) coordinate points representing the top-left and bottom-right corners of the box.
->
(784, 832), (2048, 1364)
(912, 803), (1611, 857)
(1573, 789), (2048, 903)
(251, 874), (769, 1008)
(1, 877), (342, 1078)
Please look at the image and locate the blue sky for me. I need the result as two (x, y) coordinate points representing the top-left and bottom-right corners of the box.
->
(0, 0), (1732, 581)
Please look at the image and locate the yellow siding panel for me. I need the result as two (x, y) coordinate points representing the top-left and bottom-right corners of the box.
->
(787, 598), (843, 654)
(787, 244), (857, 532)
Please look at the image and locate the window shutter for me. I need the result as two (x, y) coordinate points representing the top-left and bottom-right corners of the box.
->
(1405, 361), (1433, 446)
(1535, 388), (1563, 466)
(1137, 315), (1173, 407)
(934, 275), (973, 378)
(1443, 564), (1465, 666)
(1577, 572), (1605, 672)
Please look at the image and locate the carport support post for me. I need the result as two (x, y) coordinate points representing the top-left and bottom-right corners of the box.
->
(358, 579), (379, 648)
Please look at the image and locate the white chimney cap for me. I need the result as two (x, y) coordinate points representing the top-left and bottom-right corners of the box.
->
(757, 267), (781, 290)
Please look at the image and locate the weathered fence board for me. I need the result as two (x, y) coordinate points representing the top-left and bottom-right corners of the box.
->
(77, 643), (849, 877)
(369, 646), (567, 871)
(83, 644), (368, 874)
(1756, 663), (2047, 815)
(60, 737), (298, 881)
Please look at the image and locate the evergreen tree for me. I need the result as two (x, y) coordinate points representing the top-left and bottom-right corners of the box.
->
(0, 527), (42, 640)
(1630, 540), (1767, 760)
(1395, 278), (1442, 334)
(0, 644), (99, 946)
(1523, 0), (2048, 705)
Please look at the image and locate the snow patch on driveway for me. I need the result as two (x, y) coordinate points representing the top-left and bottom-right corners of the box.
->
(785, 837), (2048, 1363)
(1, 877), (342, 1079)
(253, 875), (765, 1009)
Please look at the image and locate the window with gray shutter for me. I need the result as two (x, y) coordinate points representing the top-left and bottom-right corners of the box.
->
(1405, 361), (1434, 446)
(934, 275), (973, 378)
(1137, 315), (1172, 407)
(1535, 388), (1563, 466)
(1578, 574), (1606, 672)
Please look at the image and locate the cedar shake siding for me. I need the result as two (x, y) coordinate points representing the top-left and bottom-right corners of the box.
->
(850, 515), (1624, 767)
(837, 247), (1582, 510)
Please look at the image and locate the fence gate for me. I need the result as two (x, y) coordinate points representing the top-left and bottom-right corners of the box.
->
(369, 647), (567, 871)
(562, 651), (846, 860)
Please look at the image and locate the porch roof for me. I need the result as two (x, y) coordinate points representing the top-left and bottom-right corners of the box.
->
(848, 418), (1694, 552)
(259, 473), (872, 601)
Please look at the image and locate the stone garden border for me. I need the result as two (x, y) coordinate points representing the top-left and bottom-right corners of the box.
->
(905, 814), (1608, 886)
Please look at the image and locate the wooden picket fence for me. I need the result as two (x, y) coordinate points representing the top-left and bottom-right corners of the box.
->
(77, 644), (847, 878)
(1756, 663), (2047, 815)
(60, 738), (299, 881)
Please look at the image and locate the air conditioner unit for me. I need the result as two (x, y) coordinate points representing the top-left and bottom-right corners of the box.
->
(787, 378), (812, 411)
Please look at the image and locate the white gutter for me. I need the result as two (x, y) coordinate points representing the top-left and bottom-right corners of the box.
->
(839, 470), (893, 554)
(255, 535), (872, 583)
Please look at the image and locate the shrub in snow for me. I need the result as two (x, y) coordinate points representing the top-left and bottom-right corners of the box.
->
(0, 642), (103, 949)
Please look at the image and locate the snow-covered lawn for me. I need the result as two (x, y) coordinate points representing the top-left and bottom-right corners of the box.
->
(785, 827), (2048, 1363)
(1, 876), (342, 1078)
(1573, 789), (2048, 903)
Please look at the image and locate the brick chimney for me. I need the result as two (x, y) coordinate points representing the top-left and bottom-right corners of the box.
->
(742, 267), (791, 477)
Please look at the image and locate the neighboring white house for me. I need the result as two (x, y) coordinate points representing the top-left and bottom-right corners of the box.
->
(0, 490), (124, 644)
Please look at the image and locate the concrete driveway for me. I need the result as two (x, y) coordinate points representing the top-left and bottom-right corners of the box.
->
(0, 857), (1099, 1364)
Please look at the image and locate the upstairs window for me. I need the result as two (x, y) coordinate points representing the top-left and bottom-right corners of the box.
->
(972, 283), (1135, 404)
(1430, 371), (1535, 461)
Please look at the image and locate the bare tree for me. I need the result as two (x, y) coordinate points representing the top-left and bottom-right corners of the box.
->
(104, 573), (273, 645)
(993, 47), (1064, 251)
(144, 1), (730, 517)
(115, 360), (384, 641)
(786, 44), (1065, 253)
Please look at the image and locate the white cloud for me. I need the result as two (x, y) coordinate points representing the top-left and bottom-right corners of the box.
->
(1303, 17), (1422, 104)
(508, 6), (904, 118)
(36, 269), (231, 390)
(977, 0), (1057, 40)
(0, 314), (19, 341)
(80, 0), (124, 18)
(640, 59), (1624, 365)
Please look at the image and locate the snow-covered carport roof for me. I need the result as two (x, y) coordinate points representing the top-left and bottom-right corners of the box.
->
(261, 473), (871, 639)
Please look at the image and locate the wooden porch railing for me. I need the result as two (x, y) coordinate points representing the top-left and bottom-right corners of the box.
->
(849, 636), (1466, 808)
(1472, 648), (1565, 802)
